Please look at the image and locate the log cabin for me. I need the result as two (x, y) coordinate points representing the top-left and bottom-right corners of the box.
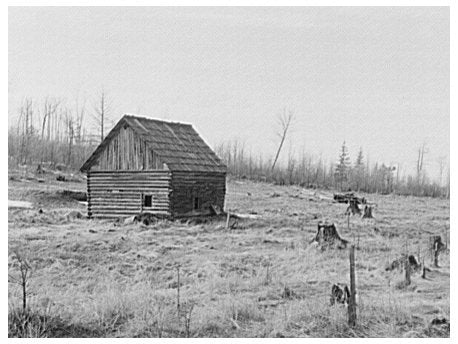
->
(80, 114), (227, 219)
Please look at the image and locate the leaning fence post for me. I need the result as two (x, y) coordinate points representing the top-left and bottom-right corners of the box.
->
(225, 212), (230, 230)
(348, 245), (357, 327)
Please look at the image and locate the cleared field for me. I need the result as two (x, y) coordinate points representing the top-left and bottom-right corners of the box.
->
(8, 173), (450, 337)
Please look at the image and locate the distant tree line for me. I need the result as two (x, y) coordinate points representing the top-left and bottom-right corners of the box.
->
(8, 99), (449, 198)
(215, 140), (449, 199)
(8, 93), (111, 170)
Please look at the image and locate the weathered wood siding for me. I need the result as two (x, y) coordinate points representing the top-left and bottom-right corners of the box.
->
(87, 171), (172, 218)
(170, 171), (226, 217)
(91, 125), (165, 171)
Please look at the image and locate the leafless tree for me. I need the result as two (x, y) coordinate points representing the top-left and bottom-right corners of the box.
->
(40, 97), (60, 141)
(271, 109), (294, 171)
(18, 98), (34, 164)
(39, 97), (60, 163)
(74, 97), (86, 144)
(8, 250), (31, 310)
(416, 142), (428, 184)
(65, 110), (75, 166)
(437, 156), (447, 186)
(92, 90), (111, 143)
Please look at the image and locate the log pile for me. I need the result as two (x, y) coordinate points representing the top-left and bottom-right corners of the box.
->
(333, 192), (366, 205)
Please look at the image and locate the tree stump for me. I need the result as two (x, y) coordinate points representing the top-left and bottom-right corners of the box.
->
(330, 283), (350, 305)
(345, 200), (361, 216)
(430, 236), (444, 267)
(36, 164), (45, 174)
(311, 222), (348, 250)
(362, 205), (373, 219)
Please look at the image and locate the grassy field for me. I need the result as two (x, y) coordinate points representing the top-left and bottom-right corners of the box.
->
(8, 169), (450, 338)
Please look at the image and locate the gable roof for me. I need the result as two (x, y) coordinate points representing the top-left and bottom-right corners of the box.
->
(80, 114), (227, 173)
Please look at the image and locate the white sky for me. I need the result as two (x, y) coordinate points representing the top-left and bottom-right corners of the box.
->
(8, 6), (450, 181)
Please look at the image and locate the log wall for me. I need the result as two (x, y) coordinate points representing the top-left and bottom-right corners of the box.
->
(91, 125), (165, 171)
(87, 171), (172, 218)
(170, 171), (226, 217)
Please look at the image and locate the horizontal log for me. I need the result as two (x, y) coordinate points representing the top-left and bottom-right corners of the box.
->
(88, 177), (171, 182)
(89, 191), (170, 195)
(88, 181), (170, 188)
(90, 210), (171, 215)
(91, 209), (171, 214)
(89, 201), (143, 206)
(91, 213), (171, 219)
(88, 187), (171, 191)
(89, 170), (171, 174)
(89, 201), (169, 207)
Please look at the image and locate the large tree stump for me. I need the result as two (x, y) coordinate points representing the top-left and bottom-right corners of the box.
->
(311, 222), (348, 250)
(362, 205), (373, 219)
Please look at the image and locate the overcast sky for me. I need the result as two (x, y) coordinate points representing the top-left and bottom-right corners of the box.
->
(8, 6), (449, 181)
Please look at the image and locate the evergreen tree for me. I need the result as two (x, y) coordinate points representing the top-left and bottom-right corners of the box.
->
(354, 147), (365, 191)
(335, 141), (351, 190)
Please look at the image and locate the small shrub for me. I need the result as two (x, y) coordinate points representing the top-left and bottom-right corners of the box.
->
(8, 307), (48, 338)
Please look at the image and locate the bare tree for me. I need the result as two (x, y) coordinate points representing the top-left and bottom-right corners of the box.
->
(74, 97), (86, 144)
(41, 97), (60, 141)
(40, 97), (60, 163)
(416, 142), (428, 184)
(271, 109), (294, 170)
(18, 98), (34, 164)
(8, 250), (31, 311)
(92, 90), (111, 143)
(437, 156), (447, 186)
(65, 111), (75, 166)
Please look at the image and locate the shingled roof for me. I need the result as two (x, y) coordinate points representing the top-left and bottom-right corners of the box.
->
(80, 114), (227, 173)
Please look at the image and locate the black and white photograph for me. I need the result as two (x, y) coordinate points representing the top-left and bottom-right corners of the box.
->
(7, 3), (451, 339)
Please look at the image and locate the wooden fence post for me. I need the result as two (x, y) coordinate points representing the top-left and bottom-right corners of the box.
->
(444, 226), (448, 250)
(405, 239), (411, 285)
(176, 266), (181, 320)
(348, 245), (357, 327)
(405, 255), (411, 286)
(422, 258), (426, 279)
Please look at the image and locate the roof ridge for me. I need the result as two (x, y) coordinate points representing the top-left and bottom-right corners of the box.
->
(122, 113), (193, 126)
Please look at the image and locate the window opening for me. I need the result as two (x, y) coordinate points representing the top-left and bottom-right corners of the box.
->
(144, 195), (152, 208)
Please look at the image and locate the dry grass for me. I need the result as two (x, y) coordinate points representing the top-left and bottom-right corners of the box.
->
(8, 174), (449, 337)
